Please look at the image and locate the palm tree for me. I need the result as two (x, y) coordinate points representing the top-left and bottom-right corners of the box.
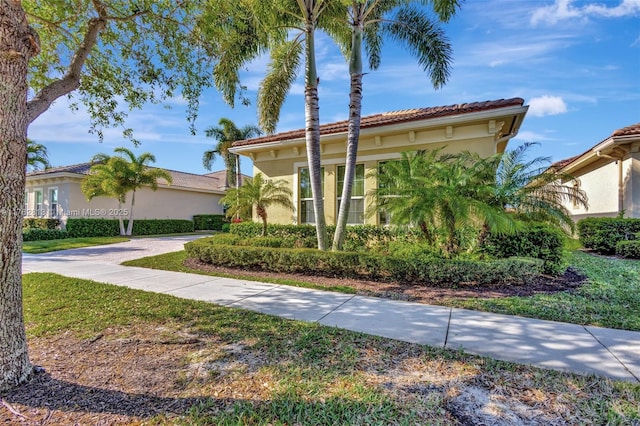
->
(203, 0), (344, 250)
(82, 147), (172, 236)
(82, 155), (131, 235)
(490, 142), (588, 232)
(113, 147), (173, 236)
(202, 118), (261, 188)
(220, 173), (294, 236)
(26, 139), (50, 171)
(332, 0), (457, 250)
(372, 149), (515, 256)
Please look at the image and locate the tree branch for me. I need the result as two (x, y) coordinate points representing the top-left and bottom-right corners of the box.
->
(26, 16), (105, 124)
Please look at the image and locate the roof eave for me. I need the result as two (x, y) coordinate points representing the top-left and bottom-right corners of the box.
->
(230, 104), (529, 154)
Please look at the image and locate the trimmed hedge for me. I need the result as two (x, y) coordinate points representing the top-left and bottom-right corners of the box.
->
(66, 218), (194, 237)
(193, 214), (227, 231)
(229, 222), (419, 251)
(23, 229), (68, 241)
(185, 238), (542, 286)
(616, 240), (640, 259)
(481, 223), (566, 275)
(23, 218), (61, 230)
(578, 218), (640, 254)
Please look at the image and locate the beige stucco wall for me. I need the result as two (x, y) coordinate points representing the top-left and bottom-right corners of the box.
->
(25, 178), (224, 226)
(564, 153), (640, 220)
(250, 122), (504, 225)
(623, 153), (640, 218)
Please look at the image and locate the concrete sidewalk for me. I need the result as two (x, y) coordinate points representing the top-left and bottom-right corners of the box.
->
(22, 238), (640, 383)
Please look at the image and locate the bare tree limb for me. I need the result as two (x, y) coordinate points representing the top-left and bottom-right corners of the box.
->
(26, 16), (105, 124)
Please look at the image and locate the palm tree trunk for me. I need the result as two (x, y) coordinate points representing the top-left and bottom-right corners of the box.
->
(304, 13), (327, 250)
(125, 191), (136, 236)
(117, 198), (126, 236)
(333, 23), (364, 251)
(0, 1), (36, 391)
(224, 152), (234, 189)
(257, 206), (267, 236)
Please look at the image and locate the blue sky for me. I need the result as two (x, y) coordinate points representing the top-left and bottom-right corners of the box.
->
(28, 0), (640, 176)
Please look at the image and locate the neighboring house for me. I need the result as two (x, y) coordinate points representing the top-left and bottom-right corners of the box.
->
(230, 97), (529, 225)
(553, 123), (640, 220)
(203, 169), (250, 188)
(24, 163), (227, 226)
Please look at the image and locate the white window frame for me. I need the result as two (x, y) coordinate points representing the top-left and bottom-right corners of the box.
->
(337, 163), (365, 225)
(49, 187), (59, 218)
(34, 189), (43, 217)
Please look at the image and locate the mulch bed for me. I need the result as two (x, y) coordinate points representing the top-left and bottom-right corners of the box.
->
(183, 258), (588, 303)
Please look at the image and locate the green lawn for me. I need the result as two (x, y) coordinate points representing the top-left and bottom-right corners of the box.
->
(22, 236), (129, 254)
(124, 249), (640, 331)
(445, 251), (640, 331)
(21, 273), (640, 424)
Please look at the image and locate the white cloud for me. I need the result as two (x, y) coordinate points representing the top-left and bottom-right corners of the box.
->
(528, 95), (568, 117)
(513, 130), (553, 142)
(531, 0), (640, 26)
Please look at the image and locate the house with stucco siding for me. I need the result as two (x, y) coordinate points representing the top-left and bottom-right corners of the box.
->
(229, 97), (529, 226)
(553, 123), (640, 220)
(24, 163), (226, 226)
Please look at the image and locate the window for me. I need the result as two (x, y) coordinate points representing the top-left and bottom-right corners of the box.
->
(337, 164), (364, 225)
(572, 180), (581, 209)
(299, 167), (323, 224)
(23, 191), (28, 216)
(35, 190), (43, 217)
(49, 188), (58, 217)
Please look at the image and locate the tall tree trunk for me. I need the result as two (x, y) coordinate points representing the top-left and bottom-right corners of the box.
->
(0, 0), (39, 391)
(125, 190), (136, 236)
(333, 22), (364, 251)
(304, 11), (327, 250)
(117, 198), (126, 236)
(257, 206), (267, 236)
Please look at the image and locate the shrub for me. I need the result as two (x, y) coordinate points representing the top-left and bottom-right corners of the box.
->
(578, 218), (640, 254)
(23, 228), (68, 241)
(185, 238), (542, 286)
(66, 218), (194, 237)
(193, 214), (227, 231)
(130, 219), (194, 235)
(616, 240), (640, 259)
(23, 218), (61, 230)
(66, 218), (120, 237)
(480, 223), (566, 275)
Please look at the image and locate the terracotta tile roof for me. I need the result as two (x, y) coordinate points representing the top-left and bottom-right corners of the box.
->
(611, 123), (640, 137)
(233, 97), (525, 147)
(551, 155), (581, 170)
(27, 162), (224, 193)
(551, 122), (640, 171)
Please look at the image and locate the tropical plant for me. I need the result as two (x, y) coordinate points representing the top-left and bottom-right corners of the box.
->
(371, 150), (516, 256)
(220, 173), (294, 237)
(81, 155), (131, 236)
(82, 148), (172, 236)
(26, 139), (50, 171)
(1, 1), (217, 390)
(203, 118), (261, 188)
(332, 0), (458, 251)
(202, 0), (345, 250)
(489, 142), (588, 232)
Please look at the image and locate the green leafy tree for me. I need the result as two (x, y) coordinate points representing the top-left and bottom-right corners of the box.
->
(332, 0), (457, 251)
(202, 0), (345, 250)
(26, 138), (50, 171)
(1, 1), (214, 390)
(203, 118), (261, 188)
(220, 173), (294, 236)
